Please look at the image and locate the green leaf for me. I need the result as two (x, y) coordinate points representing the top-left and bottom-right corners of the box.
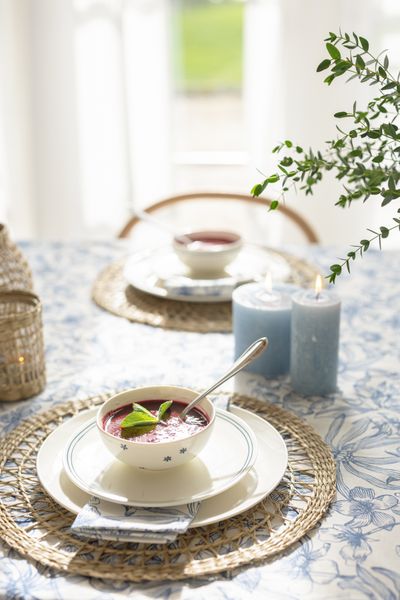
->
(269, 200), (279, 211)
(384, 55), (389, 69)
(131, 402), (155, 418)
(334, 111), (348, 118)
(330, 264), (342, 274)
(284, 140), (293, 148)
(157, 400), (173, 422)
(360, 239), (370, 250)
(278, 165), (288, 175)
(356, 55), (365, 69)
(317, 59), (331, 72)
(359, 36), (369, 52)
(380, 226), (389, 238)
(324, 74), (335, 85)
(121, 406), (158, 429)
(382, 81), (396, 90)
(120, 414), (158, 428)
(382, 195), (395, 206)
(267, 174), (280, 183)
(328, 273), (337, 284)
(326, 42), (341, 60)
(378, 66), (387, 78)
(251, 183), (263, 196)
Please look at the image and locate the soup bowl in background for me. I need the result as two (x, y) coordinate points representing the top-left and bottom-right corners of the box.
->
(96, 385), (216, 470)
(173, 230), (242, 275)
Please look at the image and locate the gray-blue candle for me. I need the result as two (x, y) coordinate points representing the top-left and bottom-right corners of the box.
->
(290, 282), (341, 395)
(232, 282), (298, 377)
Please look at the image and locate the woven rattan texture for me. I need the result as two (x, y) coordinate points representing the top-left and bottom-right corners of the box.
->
(0, 225), (33, 293)
(0, 291), (46, 401)
(92, 250), (319, 332)
(0, 392), (336, 581)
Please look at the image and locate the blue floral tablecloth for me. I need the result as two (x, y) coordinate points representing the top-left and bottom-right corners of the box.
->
(0, 241), (399, 600)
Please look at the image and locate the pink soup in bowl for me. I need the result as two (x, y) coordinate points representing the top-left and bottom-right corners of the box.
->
(97, 386), (216, 470)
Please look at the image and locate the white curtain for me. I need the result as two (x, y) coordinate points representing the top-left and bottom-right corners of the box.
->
(0, 0), (172, 240)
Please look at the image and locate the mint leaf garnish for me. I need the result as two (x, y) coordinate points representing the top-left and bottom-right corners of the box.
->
(120, 408), (158, 429)
(157, 400), (173, 422)
(119, 401), (174, 437)
(131, 402), (155, 418)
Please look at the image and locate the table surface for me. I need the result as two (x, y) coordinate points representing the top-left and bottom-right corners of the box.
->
(0, 241), (399, 600)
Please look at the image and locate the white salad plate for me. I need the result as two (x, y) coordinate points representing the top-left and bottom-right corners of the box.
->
(37, 406), (288, 528)
(123, 245), (291, 303)
(61, 408), (258, 507)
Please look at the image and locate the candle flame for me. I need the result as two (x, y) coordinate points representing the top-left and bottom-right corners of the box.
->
(315, 274), (323, 299)
(265, 272), (273, 293)
(18, 356), (25, 364)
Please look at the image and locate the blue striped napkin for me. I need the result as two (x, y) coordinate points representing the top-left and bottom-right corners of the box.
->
(70, 496), (200, 544)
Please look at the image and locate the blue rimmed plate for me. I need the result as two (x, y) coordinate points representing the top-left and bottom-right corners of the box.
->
(61, 409), (258, 508)
(123, 245), (291, 303)
(37, 406), (288, 526)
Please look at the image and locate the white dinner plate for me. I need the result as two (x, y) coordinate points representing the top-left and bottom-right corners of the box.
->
(123, 245), (291, 303)
(37, 406), (288, 527)
(62, 409), (257, 507)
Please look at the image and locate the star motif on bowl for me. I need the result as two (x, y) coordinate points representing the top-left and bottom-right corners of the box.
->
(179, 447), (187, 454)
(120, 443), (128, 451)
(163, 456), (172, 462)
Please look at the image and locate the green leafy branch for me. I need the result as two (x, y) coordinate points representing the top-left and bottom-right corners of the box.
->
(251, 31), (400, 282)
(329, 218), (400, 282)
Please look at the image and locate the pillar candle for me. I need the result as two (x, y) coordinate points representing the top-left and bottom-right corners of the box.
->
(290, 281), (341, 395)
(232, 282), (298, 378)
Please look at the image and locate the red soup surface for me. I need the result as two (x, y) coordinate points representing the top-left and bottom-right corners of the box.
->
(102, 400), (209, 443)
(177, 232), (238, 246)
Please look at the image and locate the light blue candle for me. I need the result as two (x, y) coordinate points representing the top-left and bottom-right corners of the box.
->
(232, 282), (298, 378)
(290, 285), (341, 395)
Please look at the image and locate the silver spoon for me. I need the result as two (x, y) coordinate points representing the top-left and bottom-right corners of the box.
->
(132, 208), (206, 249)
(180, 337), (268, 420)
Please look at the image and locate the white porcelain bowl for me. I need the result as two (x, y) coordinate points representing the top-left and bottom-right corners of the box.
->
(97, 386), (216, 470)
(173, 230), (242, 275)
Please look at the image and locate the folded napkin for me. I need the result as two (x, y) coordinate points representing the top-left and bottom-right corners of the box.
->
(157, 274), (233, 298)
(70, 496), (200, 544)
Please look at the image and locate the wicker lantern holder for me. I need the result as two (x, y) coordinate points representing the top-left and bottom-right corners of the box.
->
(0, 223), (33, 292)
(0, 291), (46, 401)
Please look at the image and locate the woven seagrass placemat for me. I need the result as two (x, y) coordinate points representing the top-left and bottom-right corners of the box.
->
(92, 250), (319, 332)
(0, 392), (335, 582)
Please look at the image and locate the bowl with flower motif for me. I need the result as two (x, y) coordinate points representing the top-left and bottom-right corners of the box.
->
(97, 385), (216, 470)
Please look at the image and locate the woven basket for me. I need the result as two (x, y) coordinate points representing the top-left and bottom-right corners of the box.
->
(0, 291), (46, 401)
(0, 224), (33, 292)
